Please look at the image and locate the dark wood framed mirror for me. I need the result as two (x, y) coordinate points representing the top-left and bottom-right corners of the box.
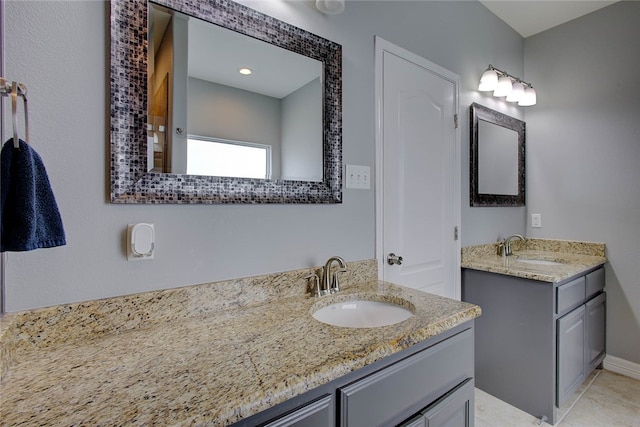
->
(470, 103), (526, 207)
(110, 0), (342, 204)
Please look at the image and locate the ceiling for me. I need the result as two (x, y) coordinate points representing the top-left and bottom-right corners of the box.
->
(150, 4), (321, 100)
(478, 0), (618, 38)
(188, 17), (322, 99)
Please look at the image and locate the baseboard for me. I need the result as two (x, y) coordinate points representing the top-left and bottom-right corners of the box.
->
(603, 355), (640, 380)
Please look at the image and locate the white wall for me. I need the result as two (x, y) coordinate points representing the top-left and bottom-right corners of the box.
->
(524, 1), (640, 364)
(2, 0), (522, 312)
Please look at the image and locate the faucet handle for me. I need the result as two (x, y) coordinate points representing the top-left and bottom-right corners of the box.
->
(330, 268), (348, 294)
(497, 241), (506, 256)
(304, 273), (322, 297)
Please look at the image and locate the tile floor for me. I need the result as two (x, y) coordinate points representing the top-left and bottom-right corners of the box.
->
(475, 369), (640, 426)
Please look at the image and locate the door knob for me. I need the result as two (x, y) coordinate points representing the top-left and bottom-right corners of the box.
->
(387, 253), (403, 265)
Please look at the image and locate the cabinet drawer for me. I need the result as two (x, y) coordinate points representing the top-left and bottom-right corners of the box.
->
(585, 268), (605, 299)
(339, 329), (473, 427)
(557, 277), (585, 316)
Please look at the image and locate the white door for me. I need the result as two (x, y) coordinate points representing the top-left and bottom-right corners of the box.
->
(375, 37), (460, 299)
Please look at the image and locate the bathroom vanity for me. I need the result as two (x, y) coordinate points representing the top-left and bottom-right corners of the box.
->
(0, 260), (481, 426)
(461, 239), (607, 424)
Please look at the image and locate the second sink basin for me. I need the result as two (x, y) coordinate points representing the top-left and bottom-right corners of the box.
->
(312, 299), (413, 328)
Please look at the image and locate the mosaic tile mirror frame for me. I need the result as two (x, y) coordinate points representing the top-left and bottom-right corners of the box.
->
(110, 0), (343, 204)
(469, 102), (526, 207)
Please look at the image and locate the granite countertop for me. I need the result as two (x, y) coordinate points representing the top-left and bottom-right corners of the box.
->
(461, 238), (607, 283)
(0, 266), (480, 426)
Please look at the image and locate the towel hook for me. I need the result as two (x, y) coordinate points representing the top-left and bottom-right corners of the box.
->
(12, 82), (19, 148)
(20, 83), (29, 145)
(1, 77), (29, 148)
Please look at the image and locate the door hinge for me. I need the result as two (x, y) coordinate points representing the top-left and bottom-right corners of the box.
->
(454, 114), (458, 129)
(454, 226), (459, 241)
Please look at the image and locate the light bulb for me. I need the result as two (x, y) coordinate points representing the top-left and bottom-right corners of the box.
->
(506, 82), (525, 102)
(493, 76), (513, 97)
(478, 69), (498, 91)
(518, 87), (537, 106)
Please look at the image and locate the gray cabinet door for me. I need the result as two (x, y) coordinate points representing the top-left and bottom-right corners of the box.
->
(422, 379), (474, 427)
(557, 305), (586, 406)
(585, 293), (606, 372)
(264, 395), (334, 427)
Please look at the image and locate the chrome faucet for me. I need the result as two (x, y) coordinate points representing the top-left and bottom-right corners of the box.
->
(502, 234), (525, 256)
(322, 256), (347, 294)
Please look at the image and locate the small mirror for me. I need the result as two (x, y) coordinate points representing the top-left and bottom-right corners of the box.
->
(470, 103), (525, 207)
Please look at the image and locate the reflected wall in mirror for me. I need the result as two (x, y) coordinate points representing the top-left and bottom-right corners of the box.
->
(470, 103), (525, 207)
(110, 0), (342, 204)
(149, 3), (323, 181)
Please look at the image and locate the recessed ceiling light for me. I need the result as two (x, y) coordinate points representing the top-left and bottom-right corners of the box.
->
(239, 68), (252, 75)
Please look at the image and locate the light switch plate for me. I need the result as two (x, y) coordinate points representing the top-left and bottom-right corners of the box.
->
(346, 165), (371, 189)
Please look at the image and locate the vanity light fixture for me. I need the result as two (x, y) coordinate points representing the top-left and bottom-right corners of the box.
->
(316, 0), (345, 15)
(238, 67), (252, 75)
(519, 86), (537, 107)
(478, 65), (537, 106)
(506, 81), (525, 102)
(493, 75), (513, 97)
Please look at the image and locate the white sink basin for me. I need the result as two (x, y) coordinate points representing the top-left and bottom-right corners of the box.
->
(516, 258), (564, 266)
(312, 299), (413, 328)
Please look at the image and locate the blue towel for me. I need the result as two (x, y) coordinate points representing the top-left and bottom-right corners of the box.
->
(1, 139), (66, 252)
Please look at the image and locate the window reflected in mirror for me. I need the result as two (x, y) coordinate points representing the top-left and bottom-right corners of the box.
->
(186, 137), (270, 179)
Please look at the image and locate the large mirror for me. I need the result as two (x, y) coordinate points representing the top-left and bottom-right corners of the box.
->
(110, 0), (342, 204)
(470, 103), (526, 207)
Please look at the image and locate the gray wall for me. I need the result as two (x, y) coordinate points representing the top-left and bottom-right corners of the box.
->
(281, 78), (322, 181)
(188, 77), (282, 177)
(3, 0), (522, 312)
(524, 1), (640, 364)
